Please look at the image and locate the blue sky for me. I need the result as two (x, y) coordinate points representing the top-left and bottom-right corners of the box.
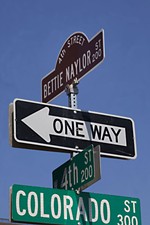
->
(0, 0), (149, 224)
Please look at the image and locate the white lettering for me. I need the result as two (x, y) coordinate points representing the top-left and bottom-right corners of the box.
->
(87, 50), (91, 66)
(89, 198), (98, 222)
(100, 199), (110, 224)
(76, 197), (87, 221)
(28, 192), (38, 217)
(84, 149), (92, 164)
(40, 193), (49, 218)
(65, 50), (91, 82)
(63, 195), (74, 220)
(16, 190), (26, 216)
(16, 188), (140, 225)
(74, 59), (79, 75)
(100, 199), (111, 224)
(124, 200), (137, 213)
(73, 163), (78, 185)
(124, 200), (130, 213)
(43, 84), (48, 99)
(51, 194), (61, 219)
(67, 35), (85, 48)
(131, 201), (137, 213)
(68, 166), (72, 188)
(43, 71), (63, 99)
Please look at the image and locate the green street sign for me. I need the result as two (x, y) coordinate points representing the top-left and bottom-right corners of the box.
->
(10, 184), (142, 225)
(53, 145), (101, 191)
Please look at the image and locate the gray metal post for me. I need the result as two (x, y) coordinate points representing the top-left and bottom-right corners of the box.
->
(65, 78), (79, 109)
(65, 78), (79, 158)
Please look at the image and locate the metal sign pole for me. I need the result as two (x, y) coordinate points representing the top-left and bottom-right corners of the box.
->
(65, 78), (79, 109)
(65, 79), (79, 157)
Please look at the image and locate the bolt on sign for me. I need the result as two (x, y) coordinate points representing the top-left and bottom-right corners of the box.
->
(42, 29), (105, 103)
(53, 145), (101, 191)
(10, 184), (142, 225)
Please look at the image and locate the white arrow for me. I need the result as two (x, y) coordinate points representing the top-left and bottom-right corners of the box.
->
(21, 107), (90, 143)
(22, 107), (52, 142)
(21, 107), (127, 146)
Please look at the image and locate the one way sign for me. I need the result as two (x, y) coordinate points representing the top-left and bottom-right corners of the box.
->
(9, 99), (137, 159)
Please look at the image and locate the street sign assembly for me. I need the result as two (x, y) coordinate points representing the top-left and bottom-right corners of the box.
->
(42, 29), (105, 103)
(10, 184), (142, 225)
(9, 98), (136, 159)
(53, 145), (101, 191)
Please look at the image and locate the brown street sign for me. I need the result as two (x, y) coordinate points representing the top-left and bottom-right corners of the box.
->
(42, 29), (105, 103)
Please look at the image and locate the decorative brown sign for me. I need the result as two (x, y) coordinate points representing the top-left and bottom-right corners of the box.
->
(42, 29), (105, 103)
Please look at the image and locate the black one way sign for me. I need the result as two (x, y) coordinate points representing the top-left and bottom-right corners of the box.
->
(9, 99), (137, 159)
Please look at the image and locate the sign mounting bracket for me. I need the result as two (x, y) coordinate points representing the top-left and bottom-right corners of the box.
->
(65, 78), (79, 109)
